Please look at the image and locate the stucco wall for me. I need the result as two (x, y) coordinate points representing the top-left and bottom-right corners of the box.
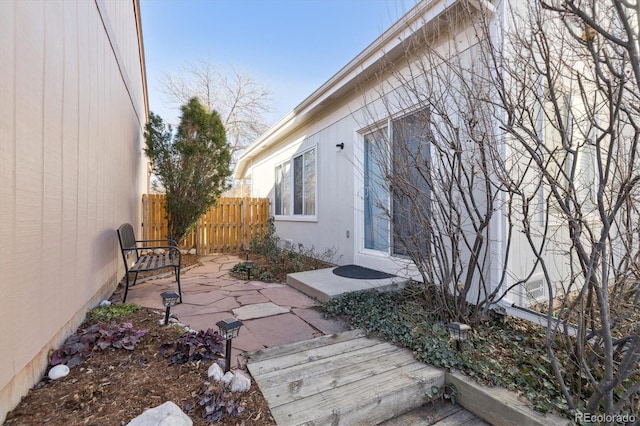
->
(248, 108), (360, 266)
(0, 0), (147, 420)
(246, 18), (490, 280)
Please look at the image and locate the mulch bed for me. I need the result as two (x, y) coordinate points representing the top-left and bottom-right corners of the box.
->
(5, 257), (276, 426)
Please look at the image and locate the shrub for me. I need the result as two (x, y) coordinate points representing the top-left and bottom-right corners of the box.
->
(51, 323), (148, 368)
(86, 303), (139, 323)
(185, 381), (245, 422)
(160, 328), (224, 364)
(241, 217), (338, 282)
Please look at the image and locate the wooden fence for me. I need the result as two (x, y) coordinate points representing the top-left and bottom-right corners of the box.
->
(142, 195), (270, 254)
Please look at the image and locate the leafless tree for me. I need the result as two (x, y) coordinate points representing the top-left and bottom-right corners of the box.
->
(494, 0), (640, 417)
(359, 0), (639, 417)
(358, 2), (520, 323)
(161, 59), (273, 162)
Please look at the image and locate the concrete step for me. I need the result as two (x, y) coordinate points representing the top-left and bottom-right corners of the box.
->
(287, 267), (407, 302)
(247, 330), (444, 426)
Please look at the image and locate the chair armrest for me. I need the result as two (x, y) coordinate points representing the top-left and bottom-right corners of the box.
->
(135, 245), (181, 252)
(135, 238), (179, 247)
(128, 245), (182, 264)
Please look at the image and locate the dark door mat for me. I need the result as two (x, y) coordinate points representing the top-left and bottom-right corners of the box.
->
(332, 265), (396, 280)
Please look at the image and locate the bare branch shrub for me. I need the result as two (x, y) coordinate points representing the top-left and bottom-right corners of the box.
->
(495, 0), (640, 416)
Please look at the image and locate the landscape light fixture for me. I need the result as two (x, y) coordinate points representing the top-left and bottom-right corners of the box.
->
(243, 249), (255, 280)
(446, 322), (471, 352)
(216, 318), (243, 372)
(160, 291), (180, 325)
(245, 260), (255, 280)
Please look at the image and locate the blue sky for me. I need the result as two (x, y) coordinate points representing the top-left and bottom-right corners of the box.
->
(140, 0), (415, 126)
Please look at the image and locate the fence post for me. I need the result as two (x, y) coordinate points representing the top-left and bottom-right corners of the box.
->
(142, 194), (148, 240)
(242, 198), (248, 251)
(196, 219), (201, 256)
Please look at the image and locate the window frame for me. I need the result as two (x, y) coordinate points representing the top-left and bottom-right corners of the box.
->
(360, 109), (432, 257)
(274, 146), (317, 222)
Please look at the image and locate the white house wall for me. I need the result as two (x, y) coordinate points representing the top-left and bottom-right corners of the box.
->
(246, 12), (492, 281)
(0, 1), (147, 420)
(249, 110), (359, 265)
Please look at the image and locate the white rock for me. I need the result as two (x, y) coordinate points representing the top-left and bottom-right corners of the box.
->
(99, 300), (112, 307)
(48, 364), (70, 380)
(188, 248), (196, 255)
(154, 248), (165, 255)
(230, 371), (251, 393)
(207, 363), (224, 381)
(221, 371), (234, 385)
(126, 401), (192, 426)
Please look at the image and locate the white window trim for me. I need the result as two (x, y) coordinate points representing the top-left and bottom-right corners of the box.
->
(274, 146), (317, 222)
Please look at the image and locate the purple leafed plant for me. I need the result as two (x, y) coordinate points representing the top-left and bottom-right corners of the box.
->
(160, 328), (224, 365)
(51, 323), (148, 368)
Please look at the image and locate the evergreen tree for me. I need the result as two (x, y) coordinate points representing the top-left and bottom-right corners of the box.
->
(145, 97), (231, 244)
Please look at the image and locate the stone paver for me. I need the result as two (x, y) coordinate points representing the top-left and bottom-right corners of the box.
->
(237, 294), (270, 305)
(292, 307), (352, 335)
(242, 313), (319, 347)
(116, 254), (349, 363)
(260, 286), (319, 308)
(233, 302), (290, 320)
(177, 311), (230, 332)
(188, 297), (240, 315)
(182, 290), (231, 306)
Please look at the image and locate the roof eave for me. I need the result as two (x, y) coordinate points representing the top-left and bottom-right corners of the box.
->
(234, 0), (495, 180)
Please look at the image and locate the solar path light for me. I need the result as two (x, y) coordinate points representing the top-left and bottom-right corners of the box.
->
(446, 322), (471, 352)
(216, 317), (243, 372)
(160, 291), (180, 325)
(244, 250), (254, 280)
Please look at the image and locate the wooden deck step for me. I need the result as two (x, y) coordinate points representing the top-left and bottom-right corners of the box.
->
(246, 330), (445, 425)
(248, 329), (367, 363)
(379, 400), (489, 425)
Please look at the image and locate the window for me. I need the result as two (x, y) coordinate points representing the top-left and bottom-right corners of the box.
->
(391, 113), (431, 256)
(275, 148), (316, 216)
(543, 89), (597, 215)
(362, 110), (431, 256)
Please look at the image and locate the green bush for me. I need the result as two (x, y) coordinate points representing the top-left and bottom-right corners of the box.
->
(230, 261), (267, 280)
(241, 216), (336, 282)
(86, 303), (140, 323)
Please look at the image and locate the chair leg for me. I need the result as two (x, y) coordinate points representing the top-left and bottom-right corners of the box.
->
(176, 267), (182, 303)
(122, 272), (130, 303)
(123, 272), (139, 303)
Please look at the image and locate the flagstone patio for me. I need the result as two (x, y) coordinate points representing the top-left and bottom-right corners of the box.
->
(114, 254), (352, 367)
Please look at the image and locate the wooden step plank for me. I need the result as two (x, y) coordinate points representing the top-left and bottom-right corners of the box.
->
(246, 329), (366, 363)
(257, 345), (420, 407)
(254, 341), (402, 386)
(379, 402), (463, 426)
(431, 409), (489, 425)
(247, 335), (382, 376)
(446, 371), (568, 426)
(380, 401), (489, 425)
(270, 362), (444, 425)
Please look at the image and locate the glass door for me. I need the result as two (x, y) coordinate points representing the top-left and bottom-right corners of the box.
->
(364, 129), (389, 252)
